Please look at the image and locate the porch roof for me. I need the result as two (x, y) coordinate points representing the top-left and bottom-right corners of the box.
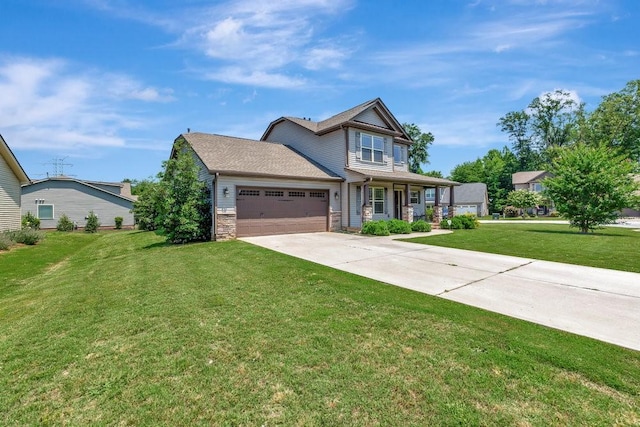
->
(346, 167), (459, 186)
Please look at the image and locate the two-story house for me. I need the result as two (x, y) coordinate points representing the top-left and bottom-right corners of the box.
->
(176, 98), (459, 240)
(512, 170), (553, 214)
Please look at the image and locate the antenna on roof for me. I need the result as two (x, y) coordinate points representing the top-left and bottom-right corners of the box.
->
(42, 157), (73, 177)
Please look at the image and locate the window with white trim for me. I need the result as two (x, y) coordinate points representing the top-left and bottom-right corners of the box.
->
(410, 191), (420, 204)
(393, 145), (403, 164)
(37, 204), (54, 219)
(425, 188), (445, 202)
(360, 133), (384, 163)
(369, 187), (384, 214)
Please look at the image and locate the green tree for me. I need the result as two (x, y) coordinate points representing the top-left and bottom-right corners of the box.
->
(85, 211), (100, 233)
(506, 189), (542, 216)
(543, 144), (640, 233)
(132, 180), (164, 231)
(587, 79), (640, 162)
(402, 123), (434, 174)
(422, 170), (444, 178)
(159, 138), (212, 243)
(450, 159), (484, 183)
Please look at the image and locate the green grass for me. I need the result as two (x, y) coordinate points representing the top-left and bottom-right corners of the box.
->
(1, 231), (639, 425)
(405, 223), (640, 273)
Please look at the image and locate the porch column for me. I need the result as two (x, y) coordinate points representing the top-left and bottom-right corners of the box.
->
(362, 183), (373, 224)
(433, 185), (442, 223)
(449, 185), (456, 217)
(402, 183), (414, 223)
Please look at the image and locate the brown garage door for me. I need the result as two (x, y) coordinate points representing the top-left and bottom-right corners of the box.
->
(236, 187), (329, 237)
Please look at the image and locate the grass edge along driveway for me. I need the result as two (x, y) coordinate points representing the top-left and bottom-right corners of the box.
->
(403, 223), (640, 273)
(1, 231), (639, 425)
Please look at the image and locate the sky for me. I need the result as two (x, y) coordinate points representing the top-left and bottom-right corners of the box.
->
(1, 0), (639, 182)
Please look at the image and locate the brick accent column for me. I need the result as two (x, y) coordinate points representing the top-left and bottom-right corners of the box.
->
(362, 205), (373, 224)
(433, 206), (443, 224)
(402, 205), (414, 223)
(215, 212), (236, 240)
(329, 211), (342, 231)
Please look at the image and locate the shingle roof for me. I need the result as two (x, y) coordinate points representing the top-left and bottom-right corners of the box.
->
(441, 183), (487, 204)
(23, 176), (136, 202)
(180, 132), (343, 182)
(346, 167), (459, 186)
(261, 98), (413, 143)
(512, 171), (548, 185)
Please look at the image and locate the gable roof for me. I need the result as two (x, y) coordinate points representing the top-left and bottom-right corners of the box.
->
(261, 98), (414, 144)
(512, 170), (548, 185)
(24, 176), (136, 202)
(0, 134), (29, 184)
(179, 132), (343, 182)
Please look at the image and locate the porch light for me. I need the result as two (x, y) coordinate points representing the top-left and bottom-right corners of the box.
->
(223, 187), (230, 197)
(334, 191), (339, 200)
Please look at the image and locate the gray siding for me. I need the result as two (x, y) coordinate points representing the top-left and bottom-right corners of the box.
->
(354, 109), (388, 127)
(22, 180), (134, 229)
(347, 128), (394, 173)
(264, 122), (345, 178)
(0, 154), (22, 231)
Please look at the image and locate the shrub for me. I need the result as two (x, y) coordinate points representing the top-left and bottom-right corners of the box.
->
(458, 213), (479, 229)
(411, 220), (432, 232)
(22, 212), (40, 230)
(114, 216), (123, 229)
(85, 211), (100, 233)
(361, 220), (390, 236)
(56, 214), (75, 232)
(387, 219), (412, 234)
(503, 205), (519, 218)
(425, 207), (435, 222)
(0, 232), (13, 250)
(549, 211), (560, 217)
(10, 228), (45, 245)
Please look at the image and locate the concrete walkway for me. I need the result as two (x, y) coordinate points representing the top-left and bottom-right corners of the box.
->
(241, 232), (640, 351)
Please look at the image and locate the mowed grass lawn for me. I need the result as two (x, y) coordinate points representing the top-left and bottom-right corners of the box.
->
(405, 223), (640, 273)
(1, 231), (639, 425)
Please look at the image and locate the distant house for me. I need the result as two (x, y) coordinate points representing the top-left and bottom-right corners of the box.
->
(0, 135), (30, 231)
(21, 177), (136, 229)
(512, 170), (554, 214)
(436, 182), (489, 216)
(621, 175), (640, 217)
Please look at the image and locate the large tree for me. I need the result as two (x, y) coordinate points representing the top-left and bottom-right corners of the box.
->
(586, 79), (640, 162)
(158, 138), (212, 243)
(402, 123), (434, 174)
(543, 144), (640, 233)
(498, 89), (581, 170)
(506, 189), (542, 216)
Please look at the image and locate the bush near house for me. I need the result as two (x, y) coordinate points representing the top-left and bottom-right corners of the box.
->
(56, 214), (75, 232)
(85, 211), (100, 233)
(440, 214), (479, 230)
(411, 220), (432, 232)
(114, 216), (123, 229)
(503, 205), (519, 217)
(387, 219), (412, 234)
(361, 220), (390, 236)
(21, 212), (40, 230)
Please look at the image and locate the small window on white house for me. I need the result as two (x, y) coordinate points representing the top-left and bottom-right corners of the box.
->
(37, 204), (54, 219)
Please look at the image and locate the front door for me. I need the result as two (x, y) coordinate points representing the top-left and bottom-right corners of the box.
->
(394, 190), (403, 219)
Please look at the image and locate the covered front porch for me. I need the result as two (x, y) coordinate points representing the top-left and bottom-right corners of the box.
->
(344, 168), (459, 229)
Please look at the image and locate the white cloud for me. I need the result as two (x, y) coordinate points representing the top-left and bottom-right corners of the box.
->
(0, 56), (173, 150)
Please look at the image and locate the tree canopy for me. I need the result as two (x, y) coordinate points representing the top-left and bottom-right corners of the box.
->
(402, 123), (433, 174)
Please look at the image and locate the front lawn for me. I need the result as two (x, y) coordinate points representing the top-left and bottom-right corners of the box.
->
(404, 223), (640, 273)
(1, 231), (639, 425)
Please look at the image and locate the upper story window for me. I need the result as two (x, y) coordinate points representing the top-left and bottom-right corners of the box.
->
(360, 133), (384, 163)
(394, 145), (404, 164)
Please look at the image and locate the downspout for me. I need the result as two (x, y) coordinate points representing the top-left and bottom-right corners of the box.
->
(212, 172), (219, 241)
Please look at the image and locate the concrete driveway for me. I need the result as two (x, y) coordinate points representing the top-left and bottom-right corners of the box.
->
(241, 232), (640, 351)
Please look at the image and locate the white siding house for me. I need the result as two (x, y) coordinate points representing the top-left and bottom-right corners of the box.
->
(0, 135), (30, 231)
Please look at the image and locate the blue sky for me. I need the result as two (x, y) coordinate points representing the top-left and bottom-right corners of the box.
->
(2, 0), (639, 182)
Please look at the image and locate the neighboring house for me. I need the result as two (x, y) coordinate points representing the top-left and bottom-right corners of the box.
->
(434, 183), (489, 217)
(621, 175), (640, 217)
(0, 134), (30, 231)
(176, 98), (459, 240)
(21, 177), (136, 229)
(512, 170), (554, 214)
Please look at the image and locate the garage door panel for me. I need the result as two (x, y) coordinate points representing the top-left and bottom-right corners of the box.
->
(236, 187), (329, 237)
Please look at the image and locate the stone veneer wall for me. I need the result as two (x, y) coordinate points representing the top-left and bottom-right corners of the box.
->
(215, 213), (236, 241)
(330, 211), (342, 231)
(402, 205), (414, 223)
